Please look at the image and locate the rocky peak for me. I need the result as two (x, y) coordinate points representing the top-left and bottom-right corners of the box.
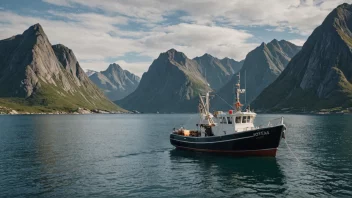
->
(89, 63), (141, 101)
(0, 23), (122, 112)
(23, 23), (45, 36)
(252, 3), (352, 111)
(259, 42), (266, 48)
(270, 39), (279, 45)
(200, 53), (214, 59)
(107, 63), (123, 72)
(213, 38), (301, 109)
(21, 23), (49, 46)
(163, 48), (187, 63)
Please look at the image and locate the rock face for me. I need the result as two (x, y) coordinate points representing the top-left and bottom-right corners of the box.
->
(89, 63), (140, 100)
(117, 49), (211, 113)
(0, 24), (122, 112)
(194, 54), (243, 90)
(252, 3), (352, 111)
(193, 54), (243, 90)
(213, 39), (301, 110)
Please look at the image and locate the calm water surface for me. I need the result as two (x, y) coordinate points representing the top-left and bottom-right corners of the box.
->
(0, 114), (352, 197)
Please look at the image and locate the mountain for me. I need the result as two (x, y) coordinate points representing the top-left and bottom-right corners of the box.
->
(89, 63), (140, 100)
(212, 39), (301, 110)
(194, 54), (243, 90)
(252, 3), (352, 112)
(0, 24), (123, 112)
(86, 69), (97, 77)
(117, 49), (211, 113)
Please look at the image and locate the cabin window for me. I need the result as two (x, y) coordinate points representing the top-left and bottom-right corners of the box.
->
(249, 116), (253, 123)
(235, 116), (241, 123)
(247, 116), (251, 123)
(242, 116), (246, 123)
(220, 117), (227, 124)
(227, 117), (233, 124)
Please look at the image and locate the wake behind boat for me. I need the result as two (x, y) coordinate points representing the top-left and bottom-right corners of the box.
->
(170, 74), (286, 157)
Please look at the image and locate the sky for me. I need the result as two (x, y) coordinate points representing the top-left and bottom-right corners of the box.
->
(0, 0), (351, 76)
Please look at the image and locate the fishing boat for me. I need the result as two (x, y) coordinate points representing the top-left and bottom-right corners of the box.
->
(170, 74), (286, 157)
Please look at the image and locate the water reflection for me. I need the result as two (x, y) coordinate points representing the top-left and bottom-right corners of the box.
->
(169, 149), (286, 196)
(1, 114), (352, 197)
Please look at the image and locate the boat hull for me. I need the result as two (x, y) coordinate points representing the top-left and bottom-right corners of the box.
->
(170, 125), (285, 157)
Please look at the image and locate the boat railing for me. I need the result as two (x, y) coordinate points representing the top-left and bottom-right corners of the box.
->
(267, 117), (284, 127)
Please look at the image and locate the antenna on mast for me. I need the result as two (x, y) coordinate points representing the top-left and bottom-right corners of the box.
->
(234, 72), (245, 112)
(245, 70), (247, 106)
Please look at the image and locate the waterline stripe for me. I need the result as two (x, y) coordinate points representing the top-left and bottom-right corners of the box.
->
(170, 135), (254, 144)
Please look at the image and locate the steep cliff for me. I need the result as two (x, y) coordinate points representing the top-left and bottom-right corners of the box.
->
(253, 3), (352, 112)
(213, 40), (301, 110)
(0, 24), (122, 112)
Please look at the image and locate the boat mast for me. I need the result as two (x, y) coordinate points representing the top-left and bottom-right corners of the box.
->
(198, 92), (215, 126)
(234, 73), (245, 112)
(245, 70), (247, 106)
(206, 92), (210, 113)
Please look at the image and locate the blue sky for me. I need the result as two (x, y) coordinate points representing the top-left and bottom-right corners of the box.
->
(0, 0), (350, 76)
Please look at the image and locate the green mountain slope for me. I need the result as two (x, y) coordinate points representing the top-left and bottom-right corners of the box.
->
(0, 24), (123, 113)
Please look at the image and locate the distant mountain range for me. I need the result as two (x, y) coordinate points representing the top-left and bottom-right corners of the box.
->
(116, 48), (246, 113)
(116, 39), (303, 113)
(89, 63), (140, 101)
(252, 3), (352, 112)
(85, 69), (97, 77)
(0, 24), (123, 113)
(212, 39), (301, 110)
(2, 4), (349, 114)
(194, 54), (243, 90)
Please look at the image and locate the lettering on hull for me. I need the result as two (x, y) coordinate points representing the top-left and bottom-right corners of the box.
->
(253, 131), (270, 137)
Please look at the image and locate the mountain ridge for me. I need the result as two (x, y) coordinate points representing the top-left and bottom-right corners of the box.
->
(252, 3), (352, 112)
(194, 53), (243, 90)
(0, 23), (123, 113)
(212, 39), (301, 110)
(89, 63), (140, 101)
(117, 48), (211, 113)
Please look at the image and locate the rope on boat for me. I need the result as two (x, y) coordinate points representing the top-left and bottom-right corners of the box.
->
(284, 138), (301, 165)
(215, 94), (233, 109)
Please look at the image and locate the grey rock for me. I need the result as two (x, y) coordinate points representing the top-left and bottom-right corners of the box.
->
(0, 23), (121, 111)
(252, 3), (352, 110)
(194, 53), (243, 90)
(213, 39), (301, 110)
(89, 63), (140, 100)
(117, 49), (211, 113)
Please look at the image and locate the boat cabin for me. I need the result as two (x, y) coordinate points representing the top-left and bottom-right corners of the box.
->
(214, 110), (257, 132)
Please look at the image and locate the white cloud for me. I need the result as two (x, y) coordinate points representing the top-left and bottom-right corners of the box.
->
(0, 11), (141, 61)
(42, 0), (352, 35)
(141, 23), (257, 60)
(3, 0), (351, 75)
(288, 39), (307, 46)
(114, 60), (150, 77)
(42, 0), (72, 7)
(0, 10), (256, 75)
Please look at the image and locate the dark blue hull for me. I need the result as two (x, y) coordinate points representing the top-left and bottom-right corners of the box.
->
(170, 125), (285, 157)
